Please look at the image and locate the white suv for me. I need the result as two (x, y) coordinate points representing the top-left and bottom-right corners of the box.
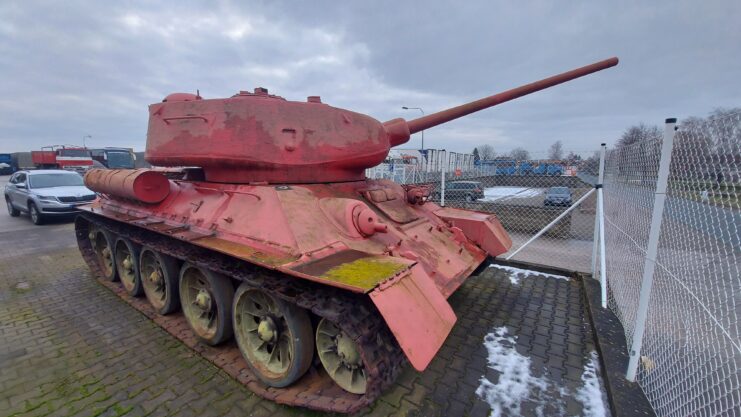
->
(4, 170), (96, 225)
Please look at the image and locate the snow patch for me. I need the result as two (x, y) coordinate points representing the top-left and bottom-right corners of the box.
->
(475, 327), (549, 417)
(481, 187), (542, 202)
(575, 351), (609, 417)
(489, 264), (571, 283)
(475, 331), (609, 417)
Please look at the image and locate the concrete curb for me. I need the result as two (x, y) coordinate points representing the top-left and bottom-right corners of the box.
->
(579, 273), (655, 417)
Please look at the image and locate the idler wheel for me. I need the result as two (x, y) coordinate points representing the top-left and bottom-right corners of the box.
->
(114, 238), (143, 296)
(232, 284), (313, 387)
(139, 247), (180, 315)
(92, 228), (117, 282)
(179, 264), (234, 345)
(316, 318), (368, 394)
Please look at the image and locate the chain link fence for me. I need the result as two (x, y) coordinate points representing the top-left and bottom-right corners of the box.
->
(367, 151), (598, 272)
(369, 111), (740, 416)
(602, 111), (740, 417)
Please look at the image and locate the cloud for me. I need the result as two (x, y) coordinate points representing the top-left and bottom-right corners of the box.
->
(0, 0), (738, 155)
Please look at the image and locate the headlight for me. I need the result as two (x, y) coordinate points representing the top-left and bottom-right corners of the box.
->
(38, 195), (58, 202)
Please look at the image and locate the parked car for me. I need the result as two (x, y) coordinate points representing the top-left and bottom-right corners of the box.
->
(543, 186), (572, 207)
(436, 181), (485, 202)
(4, 170), (96, 225)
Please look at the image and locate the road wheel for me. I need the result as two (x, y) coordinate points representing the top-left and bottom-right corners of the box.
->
(115, 238), (143, 296)
(465, 194), (474, 202)
(6, 197), (19, 217)
(179, 264), (234, 345)
(316, 318), (368, 394)
(233, 284), (314, 387)
(139, 248), (180, 315)
(92, 229), (117, 281)
(28, 202), (44, 225)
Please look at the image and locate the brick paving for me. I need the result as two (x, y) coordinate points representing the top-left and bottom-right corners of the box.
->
(0, 223), (609, 417)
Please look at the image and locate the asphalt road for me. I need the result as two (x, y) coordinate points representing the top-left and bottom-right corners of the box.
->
(583, 171), (741, 248)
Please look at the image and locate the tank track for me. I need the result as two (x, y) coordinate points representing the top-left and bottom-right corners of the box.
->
(75, 212), (405, 413)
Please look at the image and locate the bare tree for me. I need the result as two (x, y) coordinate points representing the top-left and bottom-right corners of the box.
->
(615, 123), (661, 180)
(581, 151), (600, 175)
(673, 117), (713, 180)
(564, 151), (581, 165)
(509, 147), (530, 161)
(617, 123), (661, 148)
(675, 109), (740, 182)
(707, 107), (741, 158)
(548, 140), (564, 160)
(615, 108), (740, 182)
(478, 144), (496, 161)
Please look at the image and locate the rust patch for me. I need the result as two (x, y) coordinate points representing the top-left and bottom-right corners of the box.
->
(196, 236), (296, 267)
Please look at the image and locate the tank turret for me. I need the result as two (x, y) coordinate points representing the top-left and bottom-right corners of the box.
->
(145, 57), (618, 183)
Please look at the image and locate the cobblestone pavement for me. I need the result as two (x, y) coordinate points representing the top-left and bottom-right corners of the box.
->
(0, 220), (609, 417)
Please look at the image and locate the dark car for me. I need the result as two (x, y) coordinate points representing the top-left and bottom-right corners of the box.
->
(440, 181), (485, 202)
(544, 186), (572, 207)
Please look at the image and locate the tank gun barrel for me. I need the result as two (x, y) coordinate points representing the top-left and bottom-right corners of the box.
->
(383, 57), (618, 145)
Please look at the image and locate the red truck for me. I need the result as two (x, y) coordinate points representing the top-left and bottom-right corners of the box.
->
(31, 146), (93, 172)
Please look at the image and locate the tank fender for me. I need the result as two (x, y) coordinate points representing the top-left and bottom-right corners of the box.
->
(369, 264), (456, 371)
(433, 207), (512, 257)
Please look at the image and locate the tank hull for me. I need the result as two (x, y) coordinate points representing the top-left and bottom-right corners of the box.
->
(83, 173), (510, 370)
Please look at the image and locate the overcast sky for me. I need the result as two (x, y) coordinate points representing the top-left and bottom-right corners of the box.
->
(0, 0), (738, 156)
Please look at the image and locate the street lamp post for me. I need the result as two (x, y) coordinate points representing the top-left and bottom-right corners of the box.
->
(83, 134), (92, 148)
(401, 106), (424, 150)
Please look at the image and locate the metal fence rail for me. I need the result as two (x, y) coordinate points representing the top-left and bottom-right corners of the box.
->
(603, 112), (740, 417)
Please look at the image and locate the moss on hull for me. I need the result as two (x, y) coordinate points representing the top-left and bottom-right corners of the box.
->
(322, 258), (408, 289)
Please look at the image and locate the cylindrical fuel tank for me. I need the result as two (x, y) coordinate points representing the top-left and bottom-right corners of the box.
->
(84, 169), (171, 204)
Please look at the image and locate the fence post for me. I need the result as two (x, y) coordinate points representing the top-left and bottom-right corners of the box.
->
(626, 118), (676, 382)
(591, 143), (606, 276)
(597, 161), (608, 308)
(440, 150), (446, 207)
